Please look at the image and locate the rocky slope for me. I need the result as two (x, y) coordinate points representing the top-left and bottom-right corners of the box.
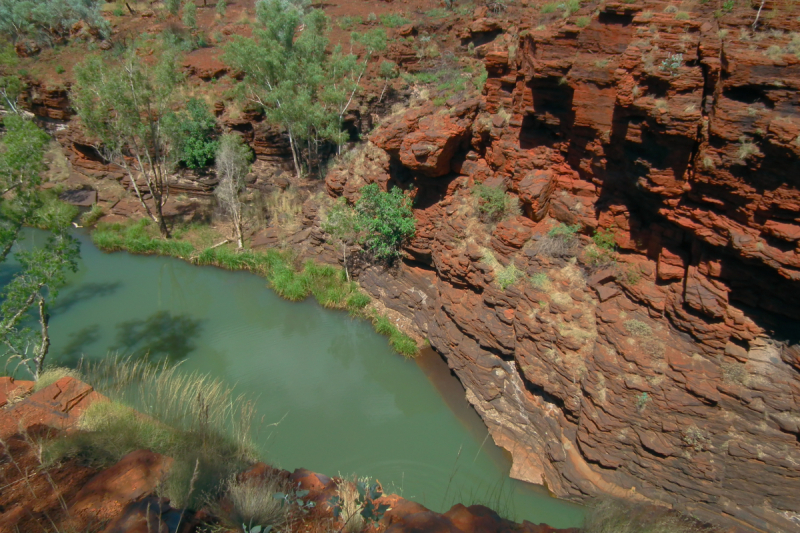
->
(323, 4), (800, 533)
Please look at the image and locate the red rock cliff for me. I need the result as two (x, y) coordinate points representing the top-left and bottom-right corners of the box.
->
(328, 3), (800, 532)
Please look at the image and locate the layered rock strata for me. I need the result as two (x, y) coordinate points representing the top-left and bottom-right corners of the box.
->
(326, 5), (800, 532)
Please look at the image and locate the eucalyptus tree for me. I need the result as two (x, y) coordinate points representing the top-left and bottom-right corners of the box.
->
(72, 49), (184, 237)
(0, 116), (80, 380)
(214, 134), (252, 249)
(224, 0), (385, 178)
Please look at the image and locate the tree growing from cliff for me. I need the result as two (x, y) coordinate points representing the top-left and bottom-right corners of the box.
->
(224, 0), (382, 177)
(0, 116), (81, 380)
(321, 197), (359, 281)
(214, 134), (252, 249)
(72, 49), (184, 238)
(355, 184), (415, 261)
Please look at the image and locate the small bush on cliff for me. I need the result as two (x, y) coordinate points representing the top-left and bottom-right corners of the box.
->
(623, 319), (652, 338)
(532, 223), (581, 258)
(584, 498), (710, 533)
(471, 183), (520, 223)
(176, 98), (219, 169)
(355, 183), (416, 260)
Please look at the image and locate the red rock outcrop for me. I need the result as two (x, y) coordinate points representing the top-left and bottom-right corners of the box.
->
(324, 3), (800, 531)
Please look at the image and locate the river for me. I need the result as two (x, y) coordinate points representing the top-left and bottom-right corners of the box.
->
(2, 229), (584, 528)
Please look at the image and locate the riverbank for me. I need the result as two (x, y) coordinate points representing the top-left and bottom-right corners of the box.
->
(90, 218), (419, 358)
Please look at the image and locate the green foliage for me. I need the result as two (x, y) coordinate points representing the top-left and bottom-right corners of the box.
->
(541, 2), (557, 13)
(471, 183), (519, 222)
(337, 15), (363, 30)
(722, 0), (734, 11)
(531, 272), (550, 289)
(165, 0), (182, 15)
(346, 291), (371, 312)
(92, 219), (194, 257)
(0, 118), (80, 381)
(80, 204), (104, 226)
(355, 183), (416, 260)
(370, 312), (418, 358)
(592, 228), (616, 251)
(659, 53), (683, 74)
(176, 98), (219, 169)
(548, 223), (580, 239)
(55, 64), (65, 74)
(216, 0), (226, 17)
(425, 7), (450, 18)
(564, 0), (581, 14)
(379, 13), (410, 27)
(584, 498), (709, 533)
(73, 47), (184, 236)
(224, 1), (374, 177)
(674, 11), (689, 20)
(182, 0), (197, 28)
(0, 0), (109, 45)
(576, 16), (590, 27)
(496, 262), (522, 290)
(379, 60), (398, 79)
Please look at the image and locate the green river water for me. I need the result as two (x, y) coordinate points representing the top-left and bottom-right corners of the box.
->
(3, 229), (584, 528)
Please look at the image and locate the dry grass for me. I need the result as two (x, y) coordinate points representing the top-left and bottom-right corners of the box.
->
(265, 188), (303, 232)
(336, 475), (366, 533)
(217, 473), (291, 530)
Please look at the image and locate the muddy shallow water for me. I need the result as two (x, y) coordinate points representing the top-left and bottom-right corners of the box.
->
(4, 229), (585, 527)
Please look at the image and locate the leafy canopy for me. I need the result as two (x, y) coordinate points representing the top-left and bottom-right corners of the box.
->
(0, 0), (109, 45)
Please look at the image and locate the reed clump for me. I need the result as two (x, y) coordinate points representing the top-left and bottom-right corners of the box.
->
(43, 357), (258, 507)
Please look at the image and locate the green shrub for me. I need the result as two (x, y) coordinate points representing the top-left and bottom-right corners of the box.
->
(549, 223), (580, 239)
(592, 228), (615, 251)
(576, 16), (591, 27)
(564, 0), (581, 14)
(338, 15), (363, 30)
(346, 291), (371, 312)
(390, 331), (418, 358)
(379, 13), (410, 27)
(182, 1), (197, 28)
(531, 272), (550, 288)
(80, 204), (104, 226)
(55, 65), (65, 74)
(165, 0), (182, 16)
(675, 11), (690, 20)
(176, 98), (219, 169)
(472, 183), (519, 222)
(496, 262), (522, 290)
(216, 0), (227, 17)
(541, 2), (558, 13)
(355, 183), (416, 260)
(373, 314), (394, 336)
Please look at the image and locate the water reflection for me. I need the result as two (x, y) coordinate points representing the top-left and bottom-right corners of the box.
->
(111, 310), (203, 362)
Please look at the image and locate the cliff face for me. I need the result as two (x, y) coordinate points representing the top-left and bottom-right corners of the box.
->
(328, 4), (800, 532)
